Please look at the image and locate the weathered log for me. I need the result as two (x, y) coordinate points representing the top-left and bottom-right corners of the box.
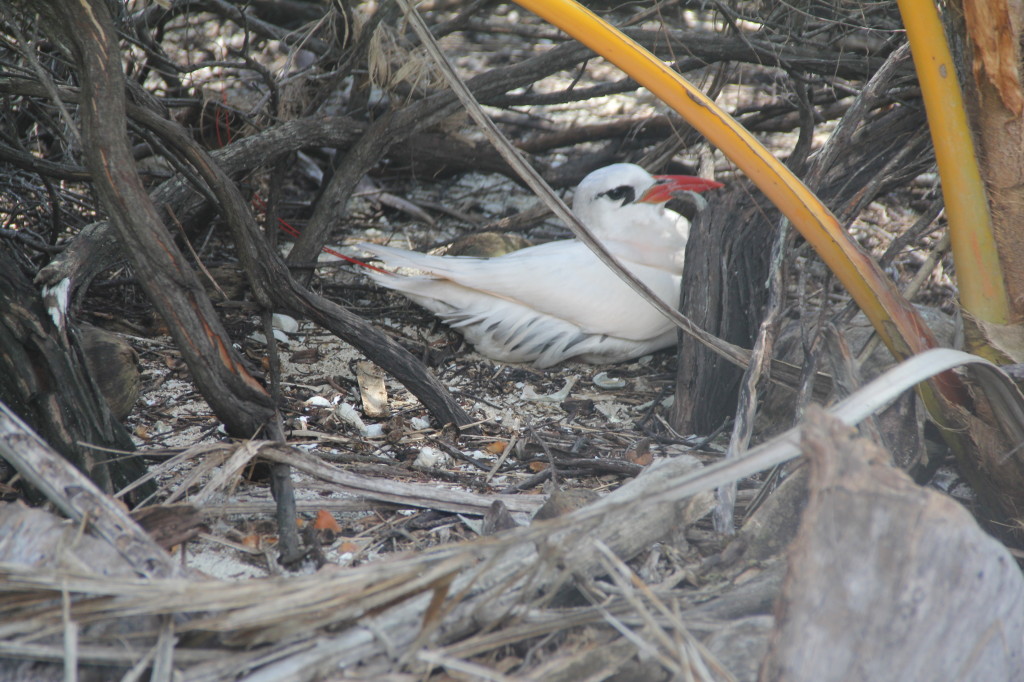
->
(0, 502), (164, 682)
(761, 406), (1024, 681)
(672, 189), (777, 435)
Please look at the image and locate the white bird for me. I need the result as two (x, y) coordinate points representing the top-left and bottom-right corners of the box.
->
(359, 163), (722, 367)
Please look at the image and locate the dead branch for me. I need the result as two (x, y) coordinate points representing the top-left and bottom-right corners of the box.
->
(0, 401), (177, 578)
(32, 0), (277, 438)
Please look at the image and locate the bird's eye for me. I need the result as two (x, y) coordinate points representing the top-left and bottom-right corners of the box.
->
(602, 185), (635, 206)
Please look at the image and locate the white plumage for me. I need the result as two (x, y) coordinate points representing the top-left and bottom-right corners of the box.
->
(359, 163), (721, 367)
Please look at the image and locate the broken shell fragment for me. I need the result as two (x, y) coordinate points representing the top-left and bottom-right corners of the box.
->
(592, 371), (626, 389)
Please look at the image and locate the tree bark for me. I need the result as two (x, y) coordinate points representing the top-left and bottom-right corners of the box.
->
(959, 0), (1024, 319)
(672, 190), (776, 435)
(0, 401), (177, 578)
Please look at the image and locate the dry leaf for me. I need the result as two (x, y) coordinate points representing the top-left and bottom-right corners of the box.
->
(624, 437), (653, 466)
(483, 440), (507, 454)
(163, 354), (184, 371)
(313, 509), (342, 532)
(356, 361), (389, 418)
(533, 488), (600, 520)
(962, 311), (1024, 363)
(338, 540), (360, 554)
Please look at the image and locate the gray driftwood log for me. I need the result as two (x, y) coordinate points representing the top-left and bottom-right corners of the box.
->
(761, 406), (1024, 681)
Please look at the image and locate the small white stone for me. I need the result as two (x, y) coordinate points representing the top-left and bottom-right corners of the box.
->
(362, 424), (384, 438)
(272, 313), (299, 334)
(249, 329), (289, 345)
(414, 446), (450, 468)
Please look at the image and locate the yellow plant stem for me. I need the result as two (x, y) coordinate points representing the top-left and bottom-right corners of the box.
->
(897, 0), (1010, 327)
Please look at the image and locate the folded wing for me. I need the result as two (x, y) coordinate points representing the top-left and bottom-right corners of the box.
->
(359, 241), (680, 367)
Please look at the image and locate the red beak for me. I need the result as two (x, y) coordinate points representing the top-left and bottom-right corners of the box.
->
(640, 175), (724, 203)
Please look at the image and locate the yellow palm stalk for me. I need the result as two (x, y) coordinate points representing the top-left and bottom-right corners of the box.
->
(897, 0), (1010, 331)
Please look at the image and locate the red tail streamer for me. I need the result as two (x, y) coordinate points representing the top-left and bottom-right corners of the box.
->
(214, 94), (390, 275)
(250, 194), (390, 274)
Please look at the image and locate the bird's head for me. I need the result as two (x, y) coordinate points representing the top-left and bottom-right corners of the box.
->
(572, 163), (721, 216)
(570, 163), (722, 242)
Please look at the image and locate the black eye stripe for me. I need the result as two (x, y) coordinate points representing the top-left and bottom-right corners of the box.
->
(601, 185), (636, 206)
